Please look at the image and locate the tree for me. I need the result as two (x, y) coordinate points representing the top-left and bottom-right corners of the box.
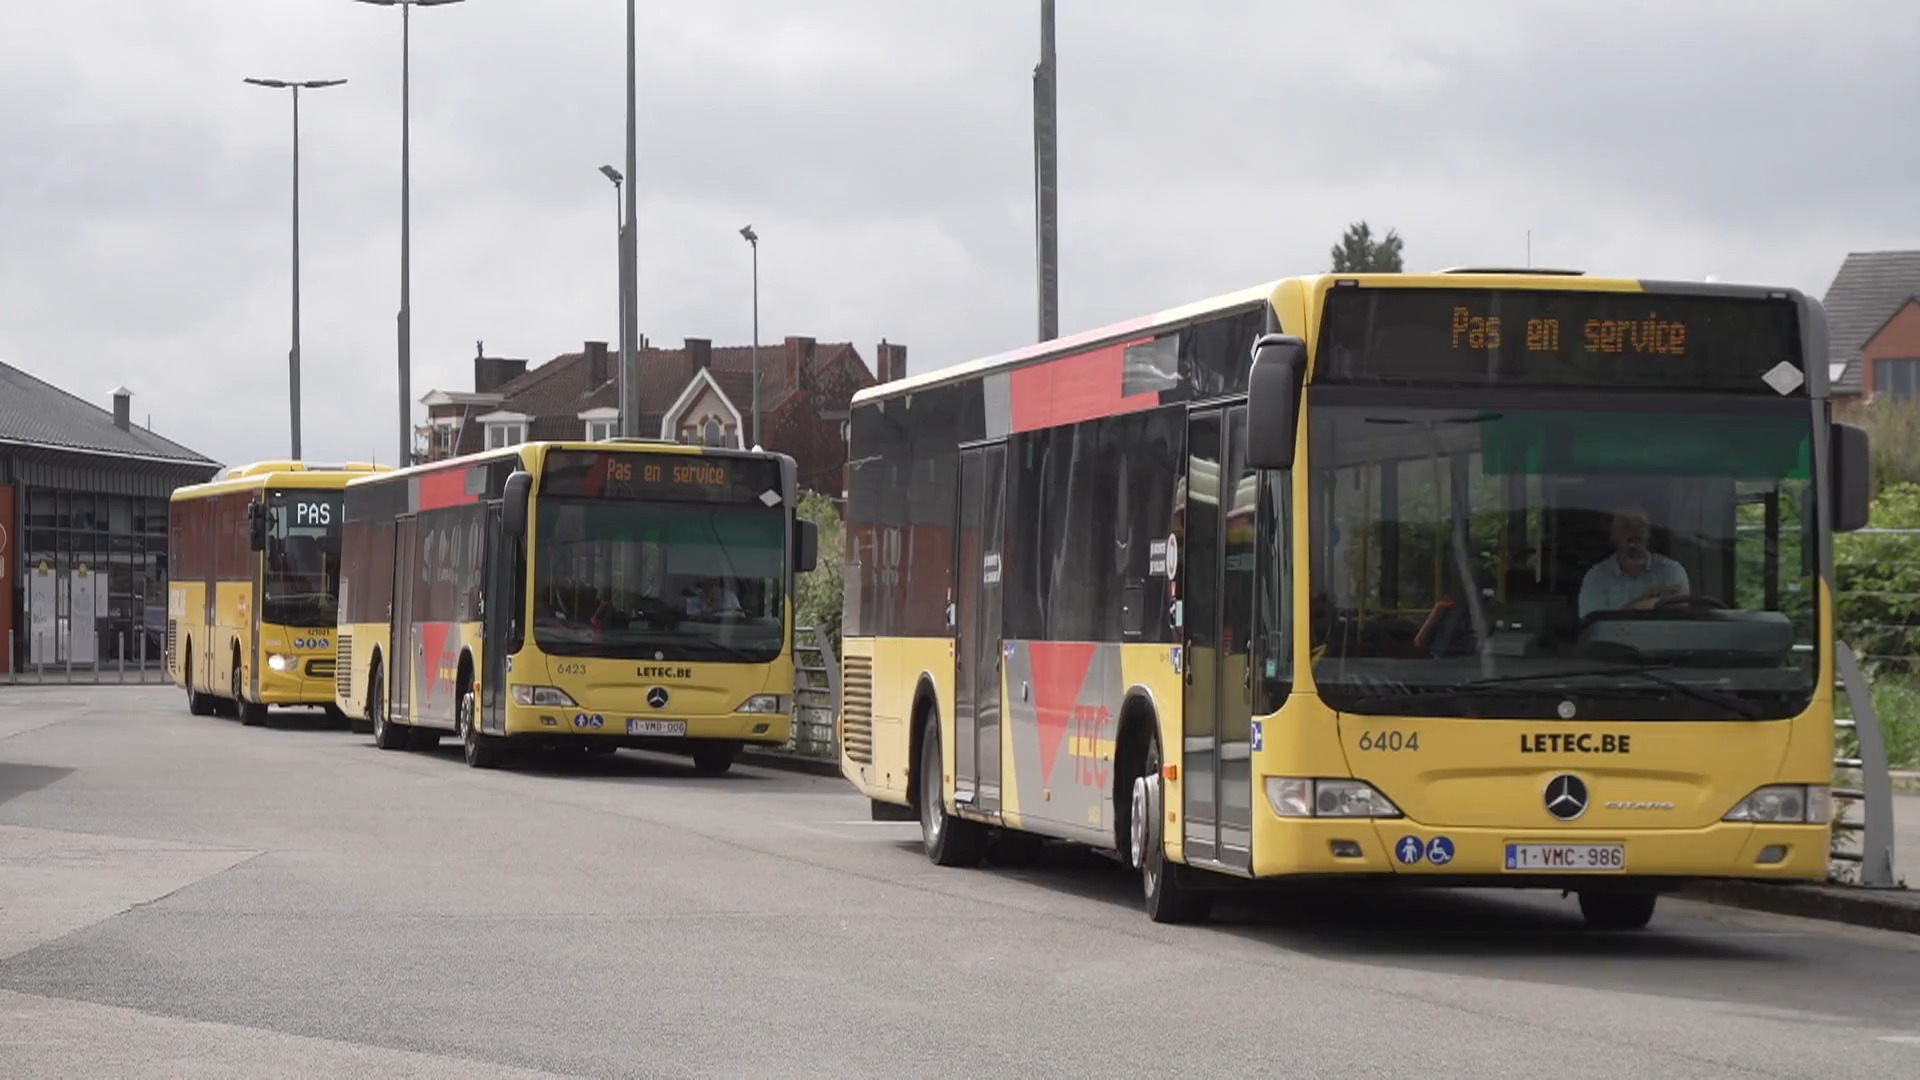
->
(1330, 221), (1405, 272)
(793, 488), (845, 646)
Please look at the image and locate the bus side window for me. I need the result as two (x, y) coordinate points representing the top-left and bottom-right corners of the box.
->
(1255, 469), (1293, 713)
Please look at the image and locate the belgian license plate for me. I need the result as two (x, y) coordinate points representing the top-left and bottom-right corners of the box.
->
(1504, 843), (1625, 872)
(626, 719), (686, 737)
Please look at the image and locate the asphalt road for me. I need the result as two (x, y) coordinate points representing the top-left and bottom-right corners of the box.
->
(2, 687), (1918, 1079)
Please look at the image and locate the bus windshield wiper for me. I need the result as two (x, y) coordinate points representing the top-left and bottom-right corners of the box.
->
(1345, 683), (1551, 711)
(1451, 664), (1764, 719)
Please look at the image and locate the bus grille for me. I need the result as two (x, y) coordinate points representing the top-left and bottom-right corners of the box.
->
(165, 620), (177, 670)
(305, 659), (336, 680)
(334, 634), (354, 700)
(840, 652), (873, 764)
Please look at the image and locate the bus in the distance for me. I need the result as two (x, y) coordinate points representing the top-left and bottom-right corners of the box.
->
(838, 269), (1871, 929)
(332, 439), (816, 772)
(167, 460), (392, 727)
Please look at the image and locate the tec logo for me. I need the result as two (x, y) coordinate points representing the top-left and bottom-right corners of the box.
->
(1394, 835), (1456, 867)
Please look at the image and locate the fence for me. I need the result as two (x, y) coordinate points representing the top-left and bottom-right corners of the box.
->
(5, 628), (167, 685)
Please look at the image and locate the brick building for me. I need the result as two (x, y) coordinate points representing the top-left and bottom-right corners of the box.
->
(416, 335), (905, 499)
(1822, 250), (1920, 401)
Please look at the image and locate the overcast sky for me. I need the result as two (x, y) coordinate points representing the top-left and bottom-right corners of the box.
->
(3, 0), (1916, 469)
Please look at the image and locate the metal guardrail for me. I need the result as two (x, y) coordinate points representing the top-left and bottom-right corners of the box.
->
(5, 630), (166, 685)
(1831, 640), (1904, 888)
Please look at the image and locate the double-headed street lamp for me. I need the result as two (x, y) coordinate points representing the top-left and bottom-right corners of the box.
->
(353, 0), (465, 467)
(245, 76), (347, 460)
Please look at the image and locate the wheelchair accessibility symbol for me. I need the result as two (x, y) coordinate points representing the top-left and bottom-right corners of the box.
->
(1425, 836), (1455, 866)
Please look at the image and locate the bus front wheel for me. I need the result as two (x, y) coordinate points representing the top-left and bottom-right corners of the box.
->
(1131, 731), (1210, 924)
(1578, 890), (1657, 931)
(918, 709), (986, 867)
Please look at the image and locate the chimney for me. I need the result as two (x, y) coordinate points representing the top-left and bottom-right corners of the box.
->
(473, 353), (528, 394)
(585, 340), (611, 389)
(783, 335), (815, 393)
(111, 386), (132, 431)
(876, 339), (907, 383)
(685, 337), (712, 371)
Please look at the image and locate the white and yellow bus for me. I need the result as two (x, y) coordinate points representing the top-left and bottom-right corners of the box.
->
(838, 269), (1871, 929)
(167, 460), (390, 726)
(333, 439), (817, 772)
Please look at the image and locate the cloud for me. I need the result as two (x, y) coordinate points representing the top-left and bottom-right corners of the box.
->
(0, 0), (1912, 468)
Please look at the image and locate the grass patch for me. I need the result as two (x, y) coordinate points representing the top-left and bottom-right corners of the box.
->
(1844, 675), (1920, 772)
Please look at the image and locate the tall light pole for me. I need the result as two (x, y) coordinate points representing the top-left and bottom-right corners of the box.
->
(245, 76), (347, 460)
(739, 225), (759, 449)
(618, 0), (640, 437)
(1034, 0), (1059, 342)
(355, 0), (466, 468)
(601, 165), (628, 421)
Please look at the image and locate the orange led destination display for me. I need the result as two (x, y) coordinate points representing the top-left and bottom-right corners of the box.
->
(541, 449), (781, 503)
(1318, 288), (1805, 392)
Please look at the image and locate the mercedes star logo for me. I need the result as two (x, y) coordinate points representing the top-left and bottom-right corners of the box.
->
(1544, 774), (1589, 821)
(646, 687), (669, 710)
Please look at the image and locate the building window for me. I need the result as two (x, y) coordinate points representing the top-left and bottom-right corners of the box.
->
(585, 420), (616, 441)
(1874, 357), (1920, 399)
(704, 418), (724, 446)
(486, 422), (526, 449)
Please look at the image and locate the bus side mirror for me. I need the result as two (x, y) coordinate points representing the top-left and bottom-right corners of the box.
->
(794, 519), (819, 574)
(1246, 333), (1308, 470)
(1831, 421), (1871, 533)
(247, 502), (268, 552)
(502, 470), (533, 540)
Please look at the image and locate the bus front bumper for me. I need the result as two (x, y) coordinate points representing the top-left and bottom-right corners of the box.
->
(256, 661), (338, 706)
(500, 703), (790, 747)
(1246, 819), (1832, 884)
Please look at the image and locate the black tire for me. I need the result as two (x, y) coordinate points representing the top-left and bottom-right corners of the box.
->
(919, 710), (987, 867)
(233, 661), (267, 727)
(370, 661), (408, 751)
(458, 681), (502, 769)
(1131, 730), (1210, 924)
(1578, 890), (1658, 931)
(691, 741), (736, 775)
(186, 645), (215, 716)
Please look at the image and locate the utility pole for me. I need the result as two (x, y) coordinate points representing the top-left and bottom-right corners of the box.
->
(1034, 0), (1059, 342)
(619, 0), (641, 437)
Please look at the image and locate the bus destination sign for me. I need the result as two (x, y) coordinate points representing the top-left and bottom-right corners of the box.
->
(540, 449), (782, 504)
(1317, 287), (1805, 393)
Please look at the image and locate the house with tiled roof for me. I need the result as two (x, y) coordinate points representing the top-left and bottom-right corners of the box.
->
(416, 335), (905, 498)
(1821, 250), (1920, 401)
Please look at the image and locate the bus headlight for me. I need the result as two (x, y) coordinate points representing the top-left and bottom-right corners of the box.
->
(266, 653), (296, 673)
(1723, 784), (1830, 824)
(510, 685), (577, 707)
(735, 694), (786, 714)
(1265, 777), (1402, 819)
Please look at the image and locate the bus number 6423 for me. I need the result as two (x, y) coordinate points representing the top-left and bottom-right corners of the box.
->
(1357, 730), (1419, 752)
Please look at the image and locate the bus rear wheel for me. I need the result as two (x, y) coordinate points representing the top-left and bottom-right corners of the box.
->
(1578, 890), (1658, 931)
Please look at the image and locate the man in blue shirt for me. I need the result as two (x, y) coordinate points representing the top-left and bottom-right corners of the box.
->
(1578, 507), (1689, 618)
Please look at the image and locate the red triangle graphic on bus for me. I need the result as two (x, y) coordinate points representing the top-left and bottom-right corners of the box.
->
(1029, 643), (1096, 781)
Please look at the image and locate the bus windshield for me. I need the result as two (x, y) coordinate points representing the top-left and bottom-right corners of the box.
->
(532, 499), (787, 662)
(1306, 392), (1818, 720)
(264, 491), (342, 629)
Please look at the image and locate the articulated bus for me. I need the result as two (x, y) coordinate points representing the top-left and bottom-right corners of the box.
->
(332, 439), (817, 772)
(167, 460), (392, 726)
(838, 269), (1872, 928)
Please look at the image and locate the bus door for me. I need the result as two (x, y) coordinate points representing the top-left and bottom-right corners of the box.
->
(390, 514), (419, 724)
(480, 503), (513, 734)
(1181, 404), (1255, 871)
(953, 441), (1008, 814)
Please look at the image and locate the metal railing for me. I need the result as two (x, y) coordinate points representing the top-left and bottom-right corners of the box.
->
(6, 630), (167, 685)
(1831, 640), (1904, 887)
(780, 625), (840, 761)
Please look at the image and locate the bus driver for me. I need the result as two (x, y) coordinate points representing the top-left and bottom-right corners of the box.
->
(1578, 506), (1689, 618)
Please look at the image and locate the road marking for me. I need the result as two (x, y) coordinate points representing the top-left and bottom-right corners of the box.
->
(1879, 1035), (1920, 1046)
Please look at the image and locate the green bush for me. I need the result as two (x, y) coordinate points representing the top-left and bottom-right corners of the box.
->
(793, 489), (844, 647)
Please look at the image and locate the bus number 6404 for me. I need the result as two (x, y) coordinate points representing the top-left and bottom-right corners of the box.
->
(1357, 730), (1419, 752)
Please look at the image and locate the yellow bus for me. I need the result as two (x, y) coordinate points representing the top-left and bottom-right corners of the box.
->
(167, 460), (391, 727)
(838, 269), (1872, 929)
(332, 439), (817, 772)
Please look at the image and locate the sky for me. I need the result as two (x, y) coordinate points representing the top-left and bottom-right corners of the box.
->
(3, 0), (1918, 470)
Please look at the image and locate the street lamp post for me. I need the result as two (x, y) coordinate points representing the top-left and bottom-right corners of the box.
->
(600, 165), (627, 426)
(354, 0), (466, 468)
(245, 76), (347, 460)
(619, 0), (640, 438)
(739, 225), (759, 449)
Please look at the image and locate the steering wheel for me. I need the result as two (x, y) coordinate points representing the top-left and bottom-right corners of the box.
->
(1654, 593), (1727, 610)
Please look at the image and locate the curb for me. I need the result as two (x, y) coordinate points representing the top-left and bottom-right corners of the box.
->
(739, 748), (844, 779)
(1679, 880), (1920, 935)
